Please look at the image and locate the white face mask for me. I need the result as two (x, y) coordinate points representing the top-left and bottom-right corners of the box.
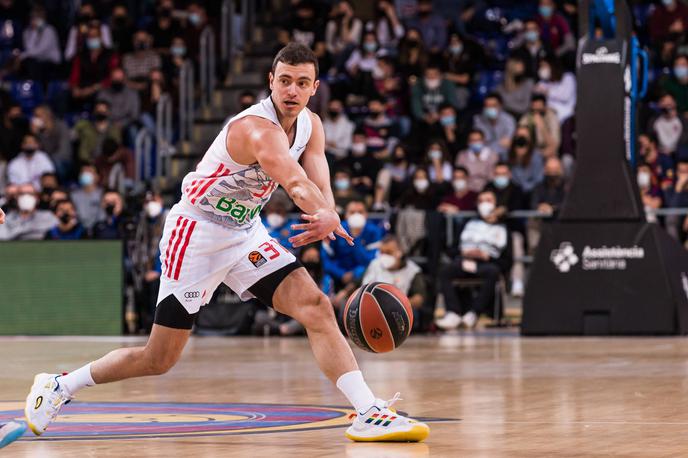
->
(478, 201), (495, 218)
(637, 171), (651, 188)
(17, 194), (37, 212)
(425, 78), (441, 90)
(266, 213), (286, 228)
(379, 253), (397, 269)
(145, 201), (163, 218)
(414, 178), (429, 192)
(453, 179), (467, 192)
(538, 66), (551, 81)
(428, 149), (442, 161)
(347, 212), (367, 230)
(352, 143), (367, 155)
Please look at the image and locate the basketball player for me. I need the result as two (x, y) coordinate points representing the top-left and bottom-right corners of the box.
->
(24, 43), (429, 442)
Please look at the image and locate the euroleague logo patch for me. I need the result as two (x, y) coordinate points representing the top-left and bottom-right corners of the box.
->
(248, 251), (267, 267)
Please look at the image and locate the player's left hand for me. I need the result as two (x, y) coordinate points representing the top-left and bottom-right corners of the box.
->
(0, 208), (5, 225)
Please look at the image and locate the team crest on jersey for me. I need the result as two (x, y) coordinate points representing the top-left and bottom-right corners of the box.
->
(248, 251), (267, 267)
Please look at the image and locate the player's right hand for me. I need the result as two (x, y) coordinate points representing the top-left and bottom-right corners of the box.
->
(0, 208), (5, 225)
(289, 209), (353, 247)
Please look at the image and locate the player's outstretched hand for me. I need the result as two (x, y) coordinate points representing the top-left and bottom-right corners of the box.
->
(0, 208), (5, 225)
(289, 210), (354, 247)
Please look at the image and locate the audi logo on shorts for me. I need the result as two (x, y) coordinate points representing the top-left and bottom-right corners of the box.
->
(184, 291), (200, 299)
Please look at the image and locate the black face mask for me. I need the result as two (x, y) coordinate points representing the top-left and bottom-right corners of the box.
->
(59, 213), (72, 224)
(111, 81), (124, 92)
(23, 147), (37, 155)
(41, 187), (55, 197)
(513, 136), (529, 148)
(545, 174), (561, 185)
(94, 113), (108, 122)
(240, 103), (253, 111)
(302, 261), (321, 271)
(327, 110), (340, 119)
(393, 156), (406, 164)
(135, 41), (149, 51)
(370, 110), (383, 117)
(10, 117), (26, 130)
(105, 204), (116, 216)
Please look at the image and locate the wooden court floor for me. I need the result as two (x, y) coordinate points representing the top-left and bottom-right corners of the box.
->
(3, 331), (688, 457)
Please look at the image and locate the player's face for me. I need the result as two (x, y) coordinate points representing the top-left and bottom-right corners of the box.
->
(269, 62), (319, 116)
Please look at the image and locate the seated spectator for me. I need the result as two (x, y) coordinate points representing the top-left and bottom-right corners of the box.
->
(0, 0), (22, 69)
(325, 1), (363, 70)
(0, 183), (57, 240)
(535, 55), (576, 123)
(638, 132), (675, 192)
(424, 139), (452, 183)
(508, 126), (545, 198)
(438, 166), (477, 214)
(140, 69), (169, 125)
(333, 168), (363, 214)
(92, 190), (125, 239)
(455, 129), (500, 192)
(150, 0), (182, 51)
(373, 144), (416, 210)
(31, 105), (72, 180)
(338, 130), (380, 201)
(442, 32), (483, 112)
(512, 19), (551, 79)
(183, 2), (211, 62)
(323, 98), (354, 162)
(436, 190), (511, 330)
(536, 0), (575, 59)
(397, 168), (443, 210)
(397, 27), (429, 81)
(649, 0), (688, 46)
(37, 172), (59, 210)
(18, 6), (61, 82)
(665, 160), (688, 241)
(362, 234), (428, 329)
(411, 64), (460, 132)
(96, 67), (140, 129)
(44, 199), (86, 240)
(64, 3), (113, 61)
(345, 31), (382, 79)
(262, 201), (297, 250)
(438, 104), (462, 154)
(496, 56), (535, 118)
(0, 103), (29, 162)
(651, 93), (688, 156)
(362, 97), (397, 160)
(69, 24), (120, 109)
(637, 162), (663, 219)
(322, 200), (384, 290)
(7, 134), (55, 190)
(531, 156), (566, 214)
(288, 1), (322, 49)
(660, 55), (688, 116)
(123, 30), (162, 92)
(95, 138), (135, 193)
(473, 93), (516, 158)
(74, 101), (122, 163)
(484, 162), (528, 219)
(405, 0), (447, 55)
(518, 94), (561, 158)
(110, 4), (135, 54)
(371, 1), (404, 50)
(372, 56), (405, 120)
(72, 164), (104, 231)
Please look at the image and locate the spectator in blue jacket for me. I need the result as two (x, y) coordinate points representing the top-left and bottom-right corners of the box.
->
(44, 199), (86, 240)
(262, 200), (298, 251)
(322, 200), (384, 291)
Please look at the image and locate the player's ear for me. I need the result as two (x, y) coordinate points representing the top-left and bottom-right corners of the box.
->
(268, 72), (274, 91)
(312, 79), (319, 96)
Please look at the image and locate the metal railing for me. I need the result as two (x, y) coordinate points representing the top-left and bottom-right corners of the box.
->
(134, 128), (153, 183)
(199, 26), (216, 110)
(155, 93), (174, 178)
(179, 59), (194, 142)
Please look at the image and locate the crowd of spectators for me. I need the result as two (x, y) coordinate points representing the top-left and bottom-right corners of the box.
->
(4, 0), (688, 334)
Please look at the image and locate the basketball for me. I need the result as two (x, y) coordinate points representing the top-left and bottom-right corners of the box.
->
(343, 282), (414, 353)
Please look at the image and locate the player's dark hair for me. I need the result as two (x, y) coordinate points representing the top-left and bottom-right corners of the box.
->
(272, 42), (319, 78)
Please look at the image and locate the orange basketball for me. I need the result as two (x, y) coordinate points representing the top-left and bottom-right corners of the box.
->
(343, 282), (414, 353)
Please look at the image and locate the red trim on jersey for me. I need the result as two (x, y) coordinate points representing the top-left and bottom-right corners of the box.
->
(190, 164), (231, 204)
(173, 220), (197, 280)
(187, 164), (226, 203)
(163, 216), (183, 277)
(166, 218), (190, 278)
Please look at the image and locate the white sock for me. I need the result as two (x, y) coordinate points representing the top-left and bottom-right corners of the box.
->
(59, 363), (96, 397)
(336, 370), (376, 414)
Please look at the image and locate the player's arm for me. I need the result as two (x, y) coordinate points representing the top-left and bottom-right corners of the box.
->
(301, 112), (334, 209)
(0, 208), (4, 225)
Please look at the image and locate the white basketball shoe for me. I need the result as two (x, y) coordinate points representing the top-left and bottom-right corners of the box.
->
(345, 393), (430, 442)
(24, 373), (72, 435)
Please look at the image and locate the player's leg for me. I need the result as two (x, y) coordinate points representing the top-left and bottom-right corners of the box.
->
(267, 268), (429, 442)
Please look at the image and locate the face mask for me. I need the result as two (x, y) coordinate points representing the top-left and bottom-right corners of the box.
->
(414, 178), (429, 192)
(34, 18), (45, 28)
(494, 175), (510, 189)
(675, 66), (688, 80)
(453, 179), (467, 192)
(440, 115), (455, 126)
(347, 212), (367, 230)
(171, 45), (186, 57)
(10, 117), (25, 129)
(189, 12), (201, 25)
(637, 171), (651, 188)
(327, 110), (340, 119)
(111, 81), (124, 92)
(266, 213), (285, 228)
(352, 143), (367, 155)
(23, 147), (37, 155)
(449, 44), (463, 55)
(663, 0), (675, 6)
(484, 107), (499, 120)
(538, 67), (551, 81)
(393, 155), (405, 164)
(513, 136), (529, 148)
(94, 113), (108, 122)
(425, 78), (441, 90)
(539, 5), (554, 18)
(145, 201), (163, 219)
(86, 37), (101, 50)
(17, 194), (37, 212)
(379, 253), (397, 269)
(135, 41), (149, 51)
(334, 178), (350, 191)
(428, 149), (442, 161)
(525, 30), (539, 42)
(302, 260), (321, 273)
(478, 201), (495, 218)
(469, 142), (484, 153)
(59, 213), (73, 224)
(31, 117), (45, 130)
(79, 172), (95, 187)
(105, 204), (116, 216)
(363, 42), (377, 53)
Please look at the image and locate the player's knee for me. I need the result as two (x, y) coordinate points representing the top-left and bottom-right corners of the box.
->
(142, 348), (179, 375)
(296, 291), (335, 330)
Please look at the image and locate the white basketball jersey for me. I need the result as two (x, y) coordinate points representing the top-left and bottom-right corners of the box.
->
(180, 97), (312, 230)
